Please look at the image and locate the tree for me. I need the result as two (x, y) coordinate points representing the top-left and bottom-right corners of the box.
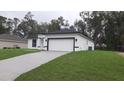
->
(6, 18), (14, 34)
(64, 20), (69, 26)
(17, 12), (38, 37)
(17, 21), (30, 36)
(0, 16), (7, 34)
(58, 16), (65, 26)
(80, 11), (92, 36)
(70, 25), (76, 31)
(48, 19), (60, 32)
(38, 22), (49, 32)
(89, 12), (105, 47)
(48, 16), (70, 32)
(74, 19), (86, 33)
(24, 12), (34, 21)
(79, 11), (124, 51)
(13, 18), (20, 32)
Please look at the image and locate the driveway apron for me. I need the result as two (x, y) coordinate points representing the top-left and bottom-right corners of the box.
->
(0, 51), (68, 81)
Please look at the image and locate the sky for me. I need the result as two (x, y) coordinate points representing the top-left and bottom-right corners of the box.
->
(0, 11), (82, 25)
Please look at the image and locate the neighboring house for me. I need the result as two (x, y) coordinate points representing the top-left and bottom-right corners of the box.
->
(0, 33), (27, 49)
(28, 30), (94, 51)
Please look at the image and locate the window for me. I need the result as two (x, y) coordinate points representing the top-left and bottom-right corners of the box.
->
(32, 39), (37, 47)
(88, 46), (92, 50)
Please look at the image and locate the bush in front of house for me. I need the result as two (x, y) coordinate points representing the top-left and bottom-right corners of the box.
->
(3, 47), (20, 49)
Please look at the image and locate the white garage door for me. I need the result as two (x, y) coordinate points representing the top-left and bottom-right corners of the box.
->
(48, 38), (74, 51)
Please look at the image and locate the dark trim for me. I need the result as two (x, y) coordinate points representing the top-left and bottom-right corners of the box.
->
(47, 37), (75, 39)
(73, 38), (75, 51)
(40, 31), (80, 35)
(47, 37), (75, 51)
(47, 38), (49, 51)
(44, 46), (47, 47)
(32, 39), (37, 47)
(75, 46), (79, 48)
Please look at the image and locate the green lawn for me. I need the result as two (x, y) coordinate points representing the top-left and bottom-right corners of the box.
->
(0, 49), (40, 60)
(15, 51), (124, 81)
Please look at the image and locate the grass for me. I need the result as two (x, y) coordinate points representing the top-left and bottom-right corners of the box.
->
(15, 51), (124, 81)
(0, 49), (40, 60)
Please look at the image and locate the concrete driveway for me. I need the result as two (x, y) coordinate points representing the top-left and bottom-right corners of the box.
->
(0, 51), (68, 81)
(118, 52), (124, 57)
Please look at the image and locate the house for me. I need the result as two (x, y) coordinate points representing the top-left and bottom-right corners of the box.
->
(28, 30), (94, 51)
(0, 33), (27, 49)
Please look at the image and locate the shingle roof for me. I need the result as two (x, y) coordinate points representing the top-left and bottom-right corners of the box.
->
(28, 29), (94, 42)
(40, 31), (79, 34)
(38, 31), (94, 42)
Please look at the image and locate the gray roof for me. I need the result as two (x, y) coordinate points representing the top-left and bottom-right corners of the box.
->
(39, 31), (94, 42)
(28, 28), (94, 42)
(40, 31), (80, 35)
(0, 34), (27, 43)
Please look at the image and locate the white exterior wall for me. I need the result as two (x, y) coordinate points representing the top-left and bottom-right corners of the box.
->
(28, 37), (44, 49)
(75, 35), (94, 51)
(75, 35), (88, 51)
(28, 39), (33, 49)
(40, 34), (94, 51)
(28, 33), (94, 51)
(88, 40), (94, 50)
(28, 39), (39, 49)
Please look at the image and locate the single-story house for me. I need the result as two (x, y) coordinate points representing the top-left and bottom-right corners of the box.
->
(28, 31), (94, 51)
(0, 33), (27, 49)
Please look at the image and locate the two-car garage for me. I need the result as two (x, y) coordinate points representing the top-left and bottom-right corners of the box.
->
(47, 38), (74, 51)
